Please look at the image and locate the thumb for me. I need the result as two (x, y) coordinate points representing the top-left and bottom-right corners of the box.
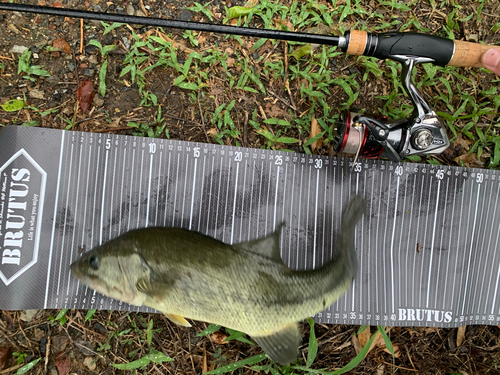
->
(482, 48), (500, 75)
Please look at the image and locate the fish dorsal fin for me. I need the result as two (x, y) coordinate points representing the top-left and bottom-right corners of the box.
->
(165, 314), (192, 327)
(252, 323), (300, 365)
(234, 225), (283, 263)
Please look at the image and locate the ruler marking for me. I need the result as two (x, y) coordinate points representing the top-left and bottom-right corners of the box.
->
(313, 168), (319, 270)
(456, 180), (475, 317)
(382, 172), (392, 314)
(155, 151), (162, 227)
(198, 155), (206, 233)
(288, 164), (296, 266)
(163, 152), (171, 226)
(247, 160), (255, 241)
(390, 174), (400, 313)
(451, 174), (466, 310)
(256, 161), (263, 238)
(321, 167), (328, 266)
(306, 166), (311, 269)
(78, 143), (94, 296)
(461, 183), (481, 316)
(91, 147), (101, 249)
(412, 173), (424, 310)
(352, 171), (359, 312)
(67, 143), (83, 296)
(419, 176), (433, 310)
(206, 156), (214, 234)
(466, 175), (487, 316)
(488, 182), (500, 315)
(375, 172), (382, 313)
(443, 178), (457, 310)
(368, 167), (374, 312)
(398, 172), (407, 308)
(100, 147), (109, 243)
(110, 143), (118, 238)
(172, 153), (180, 227)
(214, 157), (223, 237)
(273, 165), (280, 232)
(280, 163), (288, 256)
(118, 148), (126, 234)
(127, 149), (135, 231)
(265, 161), (271, 236)
(336, 163), (344, 312)
(473, 179), (494, 314)
(146, 153), (153, 227)
(488, 206), (500, 315)
(425, 177), (441, 308)
(189, 157), (198, 230)
(223, 162), (231, 241)
(136, 149), (144, 229)
(239, 159), (247, 243)
(296, 165), (304, 269)
(230, 162), (239, 244)
(56, 142), (74, 297)
(433, 175), (448, 308)
(182, 154), (190, 228)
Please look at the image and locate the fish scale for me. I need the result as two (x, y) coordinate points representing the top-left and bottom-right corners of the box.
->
(1, 126), (500, 332)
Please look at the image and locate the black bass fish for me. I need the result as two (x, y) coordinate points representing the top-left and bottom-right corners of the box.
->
(71, 195), (366, 364)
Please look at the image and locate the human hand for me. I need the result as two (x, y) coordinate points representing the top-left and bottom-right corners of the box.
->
(482, 48), (500, 75)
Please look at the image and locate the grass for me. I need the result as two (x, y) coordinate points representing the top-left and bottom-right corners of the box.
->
(99, 0), (499, 168)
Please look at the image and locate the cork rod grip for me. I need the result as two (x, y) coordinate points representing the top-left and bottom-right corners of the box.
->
(448, 40), (500, 68)
(346, 30), (368, 56)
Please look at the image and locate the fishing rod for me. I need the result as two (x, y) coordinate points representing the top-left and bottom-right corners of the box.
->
(1, 2), (498, 162)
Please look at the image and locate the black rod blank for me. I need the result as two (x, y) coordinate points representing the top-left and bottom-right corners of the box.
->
(0, 2), (341, 46)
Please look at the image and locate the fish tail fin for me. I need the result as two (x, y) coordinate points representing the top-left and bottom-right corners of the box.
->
(339, 194), (366, 280)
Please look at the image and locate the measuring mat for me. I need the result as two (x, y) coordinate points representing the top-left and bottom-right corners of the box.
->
(0, 126), (499, 328)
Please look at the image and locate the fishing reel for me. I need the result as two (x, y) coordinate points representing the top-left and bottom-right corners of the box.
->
(333, 55), (450, 162)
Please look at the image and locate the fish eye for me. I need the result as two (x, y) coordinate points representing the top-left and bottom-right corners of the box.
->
(89, 255), (99, 270)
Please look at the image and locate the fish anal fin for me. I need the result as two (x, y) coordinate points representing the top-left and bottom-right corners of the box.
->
(252, 323), (300, 365)
(165, 314), (192, 327)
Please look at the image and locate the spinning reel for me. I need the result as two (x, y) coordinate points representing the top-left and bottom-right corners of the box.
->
(333, 55), (449, 163)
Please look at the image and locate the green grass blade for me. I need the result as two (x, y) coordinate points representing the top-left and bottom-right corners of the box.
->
(197, 323), (222, 337)
(84, 309), (96, 322)
(205, 353), (268, 374)
(322, 329), (378, 374)
(377, 327), (394, 357)
(112, 357), (150, 370)
(306, 318), (318, 367)
(15, 358), (41, 375)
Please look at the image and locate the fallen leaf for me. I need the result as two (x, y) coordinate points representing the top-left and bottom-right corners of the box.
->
(0, 346), (12, 370)
(456, 325), (466, 347)
(358, 326), (371, 347)
(51, 1), (62, 7)
(207, 128), (218, 137)
(55, 353), (71, 375)
(210, 332), (228, 345)
(1, 99), (24, 112)
(20, 309), (39, 322)
(453, 153), (485, 168)
(351, 334), (362, 355)
(83, 357), (96, 371)
(53, 38), (70, 54)
(77, 79), (95, 114)
(309, 117), (323, 151)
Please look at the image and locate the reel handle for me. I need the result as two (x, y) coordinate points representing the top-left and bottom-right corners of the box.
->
(344, 30), (499, 68)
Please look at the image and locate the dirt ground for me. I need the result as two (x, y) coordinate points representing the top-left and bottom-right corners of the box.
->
(1, 0), (500, 373)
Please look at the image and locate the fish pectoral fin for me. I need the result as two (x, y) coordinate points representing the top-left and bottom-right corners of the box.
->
(252, 323), (300, 366)
(164, 314), (192, 327)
